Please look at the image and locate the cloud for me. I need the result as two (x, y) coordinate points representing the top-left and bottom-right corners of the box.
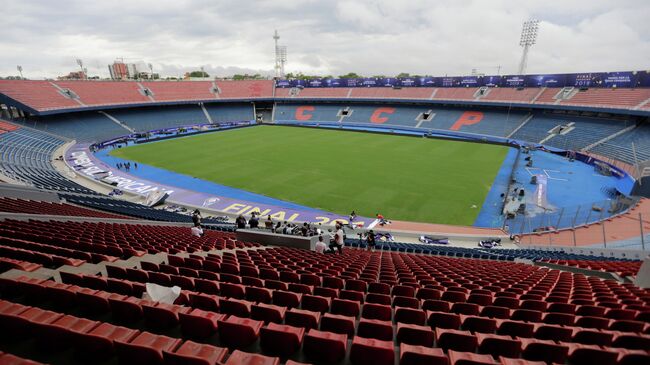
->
(0, 0), (648, 79)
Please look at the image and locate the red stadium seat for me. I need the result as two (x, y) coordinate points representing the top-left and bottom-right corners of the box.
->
(435, 328), (478, 352)
(217, 316), (263, 348)
(260, 323), (305, 357)
(396, 322), (434, 347)
(178, 308), (224, 339)
(349, 336), (395, 365)
(476, 332), (522, 358)
(114, 332), (182, 365)
(428, 311), (461, 329)
(566, 343), (618, 365)
(75, 322), (140, 358)
(362, 303), (392, 321)
(399, 344), (448, 365)
(219, 298), (252, 318)
(303, 329), (347, 363)
(320, 313), (356, 336)
(163, 341), (228, 365)
(223, 350), (279, 365)
(272, 290), (302, 308)
(250, 303), (286, 324)
(395, 306), (426, 325)
(331, 298), (361, 317)
(357, 318), (393, 341)
(285, 308), (321, 330)
(520, 338), (569, 364)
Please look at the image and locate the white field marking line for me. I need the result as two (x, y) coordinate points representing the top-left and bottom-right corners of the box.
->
(543, 169), (568, 181)
(525, 167), (542, 176)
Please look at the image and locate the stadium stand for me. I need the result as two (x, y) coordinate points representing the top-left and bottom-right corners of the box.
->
(141, 81), (217, 101)
(541, 115), (634, 151)
(107, 105), (209, 132)
(0, 218), (239, 263)
(2, 79), (650, 113)
(214, 80), (274, 99)
(589, 120), (650, 164)
(0, 124), (97, 194)
(343, 239), (643, 276)
(204, 103), (255, 122)
(276, 103), (530, 137)
(349, 87), (436, 99)
(14, 111), (130, 142)
(561, 88), (650, 108)
(277, 87), (352, 98)
(480, 87), (543, 103)
(54, 80), (150, 107)
(0, 197), (129, 219)
(431, 88), (478, 100)
(58, 194), (233, 227)
(0, 245), (648, 364)
(0, 80), (80, 112)
(11, 104), (254, 142)
(528, 87), (564, 104)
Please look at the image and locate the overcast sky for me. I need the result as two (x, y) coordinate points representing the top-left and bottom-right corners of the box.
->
(2, 0), (649, 79)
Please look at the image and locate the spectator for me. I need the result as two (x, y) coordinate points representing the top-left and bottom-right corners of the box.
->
(329, 224), (344, 254)
(273, 221), (281, 233)
(265, 215), (274, 230)
(301, 222), (309, 236)
(349, 210), (357, 222)
(192, 209), (201, 226)
(249, 213), (259, 229)
(376, 213), (389, 226)
(190, 223), (203, 237)
(366, 230), (376, 251)
(236, 215), (247, 229)
(315, 236), (327, 253)
(316, 223), (322, 236)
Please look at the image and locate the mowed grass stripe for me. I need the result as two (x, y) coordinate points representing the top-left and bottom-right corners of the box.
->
(110, 125), (508, 225)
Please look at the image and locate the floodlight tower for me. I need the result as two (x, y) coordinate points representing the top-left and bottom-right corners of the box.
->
(517, 19), (539, 75)
(17, 65), (23, 79)
(273, 30), (287, 78)
(76, 58), (86, 79)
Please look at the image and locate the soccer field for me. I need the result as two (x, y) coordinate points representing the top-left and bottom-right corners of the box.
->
(110, 125), (509, 225)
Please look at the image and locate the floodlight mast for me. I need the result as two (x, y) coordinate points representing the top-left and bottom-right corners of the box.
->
(517, 19), (539, 75)
(273, 30), (287, 78)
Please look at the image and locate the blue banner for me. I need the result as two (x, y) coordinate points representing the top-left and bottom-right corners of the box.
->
(276, 70), (649, 88)
(638, 71), (650, 87)
(441, 77), (461, 87)
(602, 71), (637, 88)
(525, 74), (566, 87)
(482, 75), (501, 87)
(399, 77), (418, 87)
(502, 75), (526, 87)
(460, 76), (480, 87)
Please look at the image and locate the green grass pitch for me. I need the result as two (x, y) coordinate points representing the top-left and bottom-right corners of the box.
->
(110, 125), (509, 225)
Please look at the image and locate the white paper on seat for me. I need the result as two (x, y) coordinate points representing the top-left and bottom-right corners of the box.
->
(143, 283), (181, 304)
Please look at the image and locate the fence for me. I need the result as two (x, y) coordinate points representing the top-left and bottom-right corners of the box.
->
(511, 203), (650, 251)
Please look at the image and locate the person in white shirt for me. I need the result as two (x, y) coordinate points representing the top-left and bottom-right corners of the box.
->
(314, 236), (327, 253)
(329, 224), (344, 254)
(190, 224), (203, 237)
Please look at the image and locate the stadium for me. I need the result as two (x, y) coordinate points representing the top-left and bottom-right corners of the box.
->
(0, 2), (649, 365)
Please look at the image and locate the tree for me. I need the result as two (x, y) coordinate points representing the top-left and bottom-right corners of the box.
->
(339, 72), (362, 79)
(396, 73), (410, 78)
(188, 70), (210, 78)
(232, 74), (265, 80)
